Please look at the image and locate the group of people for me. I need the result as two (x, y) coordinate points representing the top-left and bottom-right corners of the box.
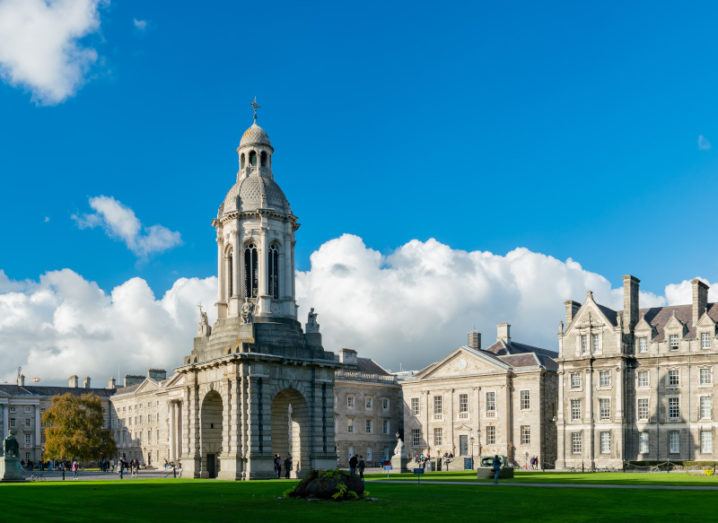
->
(528, 455), (540, 470)
(116, 457), (142, 479)
(348, 455), (366, 478)
(273, 454), (293, 479)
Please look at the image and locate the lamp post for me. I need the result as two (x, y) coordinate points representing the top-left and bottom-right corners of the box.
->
(470, 436), (475, 469)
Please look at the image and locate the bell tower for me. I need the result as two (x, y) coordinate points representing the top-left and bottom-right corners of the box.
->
(213, 98), (298, 321)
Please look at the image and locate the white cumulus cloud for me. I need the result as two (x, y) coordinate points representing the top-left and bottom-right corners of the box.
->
(73, 195), (182, 257)
(0, 235), (708, 384)
(0, 269), (216, 384)
(0, 0), (104, 104)
(132, 18), (147, 31)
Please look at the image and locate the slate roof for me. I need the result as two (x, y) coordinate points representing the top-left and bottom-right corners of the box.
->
(356, 357), (391, 376)
(0, 384), (115, 398)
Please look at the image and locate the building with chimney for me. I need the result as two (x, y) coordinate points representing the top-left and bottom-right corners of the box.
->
(556, 276), (718, 469)
(401, 323), (558, 470)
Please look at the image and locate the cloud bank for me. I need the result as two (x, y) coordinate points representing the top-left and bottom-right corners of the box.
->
(73, 195), (182, 257)
(1, 235), (714, 384)
(0, 0), (103, 104)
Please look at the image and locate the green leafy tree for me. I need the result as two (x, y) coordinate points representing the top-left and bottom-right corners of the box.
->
(42, 393), (116, 462)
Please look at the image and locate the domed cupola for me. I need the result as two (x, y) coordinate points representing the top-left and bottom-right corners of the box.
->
(239, 122), (272, 148)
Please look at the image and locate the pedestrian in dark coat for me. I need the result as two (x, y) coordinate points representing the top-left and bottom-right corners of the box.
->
(358, 456), (366, 479)
(349, 454), (358, 475)
(284, 455), (292, 479)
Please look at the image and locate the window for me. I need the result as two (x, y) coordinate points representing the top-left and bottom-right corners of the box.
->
(592, 334), (601, 353)
(433, 395), (443, 419)
(268, 244), (280, 299)
(669, 430), (680, 454)
(243, 243), (258, 298)
(410, 398), (419, 416)
(346, 395), (355, 409)
(366, 447), (373, 462)
(9, 407), (15, 413)
(668, 397), (680, 419)
(668, 369), (680, 386)
(365, 419), (373, 434)
(638, 337), (648, 353)
(485, 426), (496, 445)
(382, 419), (390, 434)
(240, 153), (245, 169)
(411, 429), (421, 446)
(700, 367), (712, 385)
(701, 430), (713, 454)
(24, 433), (31, 445)
(600, 431), (611, 454)
(599, 399), (611, 420)
(580, 334), (588, 354)
(570, 399), (581, 421)
(260, 150), (267, 167)
(347, 419), (354, 433)
(638, 370), (649, 388)
(520, 390), (530, 410)
(365, 397), (373, 410)
(10, 418), (15, 428)
(520, 425), (531, 445)
(485, 392), (496, 417)
(24, 406), (31, 414)
(700, 396), (712, 420)
(571, 432), (582, 454)
(637, 399), (649, 420)
(433, 428), (443, 446)
(669, 334), (679, 351)
(459, 393), (469, 418)
(226, 249), (233, 297)
(382, 398), (390, 411)
(24, 418), (31, 427)
(249, 150), (257, 166)
(701, 332), (712, 350)
(570, 373), (581, 389)
(639, 432), (649, 454)
(599, 370), (611, 387)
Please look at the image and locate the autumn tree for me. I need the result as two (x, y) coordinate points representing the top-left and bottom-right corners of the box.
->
(42, 393), (116, 462)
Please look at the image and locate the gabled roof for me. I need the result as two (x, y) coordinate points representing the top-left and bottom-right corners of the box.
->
(637, 303), (718, 341)
(0, 384), (115, 398)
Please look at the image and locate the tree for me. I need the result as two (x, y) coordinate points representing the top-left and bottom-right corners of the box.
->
(42, 393), (116, 462)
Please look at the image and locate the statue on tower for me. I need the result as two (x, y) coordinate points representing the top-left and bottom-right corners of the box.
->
(306, 308), (320, 334)
(241, 299), (255, 325)
(197, 305), (211, 337)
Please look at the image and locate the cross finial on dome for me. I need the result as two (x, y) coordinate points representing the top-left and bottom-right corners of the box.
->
(251, 96), (261, 122)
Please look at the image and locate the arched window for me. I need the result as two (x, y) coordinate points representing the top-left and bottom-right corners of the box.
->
(260, 151), (267, 167)
(249, 150), (257, 166)
(268, 244), (280, 299)
(227, 250), (234, 297)
(244, 243), (258, 298)
(240, 153), (245, 169)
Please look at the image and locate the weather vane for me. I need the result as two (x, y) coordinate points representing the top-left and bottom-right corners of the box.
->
(251, 96), (261, 122)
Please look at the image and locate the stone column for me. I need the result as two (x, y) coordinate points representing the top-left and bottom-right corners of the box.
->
(231, 225), (241, 316)
(615, 363), (624, 465)
(586, 366), (595, 470)
(505, 379), (513, 460)
(449, 388), (455, 458)
(34, 405), (41, 446)
(1, 404), (7, 439)
(557, 371), (565, 469)
(216, 237), (227, 319)
(257, 228), (270, 315)
(283, 232), (292, 300)
(169, 401), (176, 461)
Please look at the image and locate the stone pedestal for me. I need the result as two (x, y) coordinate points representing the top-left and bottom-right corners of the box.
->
(390, 453), (410, 473)
(0, 456), (25, 482)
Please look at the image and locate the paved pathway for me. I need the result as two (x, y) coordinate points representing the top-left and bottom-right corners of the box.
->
(376, 479), (718, 491)
(24, 470), (183, 482)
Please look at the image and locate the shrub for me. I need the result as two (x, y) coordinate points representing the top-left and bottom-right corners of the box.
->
(287, 469), (365, 501)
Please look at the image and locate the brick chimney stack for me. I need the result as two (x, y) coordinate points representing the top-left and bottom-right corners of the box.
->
(692, 278), (709, 327)
(622, 275), (640, 333)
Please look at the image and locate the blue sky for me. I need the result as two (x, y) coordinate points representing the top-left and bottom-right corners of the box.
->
(2, 1), (718, 297)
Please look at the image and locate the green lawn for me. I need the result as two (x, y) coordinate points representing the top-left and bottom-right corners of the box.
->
(0, 478), (716, 522)
(367, 469), (718, 486)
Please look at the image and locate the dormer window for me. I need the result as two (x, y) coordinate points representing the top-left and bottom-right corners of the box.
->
(580, 335), (588, 354)
(637, 337), (648, 353)
(591, 334), (601, 353)
(701, 332), (712, 350)
(669, 334), (679, 351)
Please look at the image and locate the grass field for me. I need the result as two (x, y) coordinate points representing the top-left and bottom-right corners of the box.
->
(1, 474), (717, 523)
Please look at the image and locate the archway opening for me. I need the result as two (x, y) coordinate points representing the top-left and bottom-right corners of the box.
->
(200, 390), (223, 478)
(271, 388), (309, 478)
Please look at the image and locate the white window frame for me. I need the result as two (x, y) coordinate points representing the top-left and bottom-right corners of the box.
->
(485, 392), (496, 417)
(599, 398), (611, 420)
(346, 395), (355, 409)
(433, 427), (443, 446)
(668, 397), (680, 420)
(433, 395), (443, 420)
(700, 367), (712, 386)
(520, 390), (530, 410)
(701, 332), (712, 350)
(347, 419), (354, 433)
(570, 373), (581, 389)
(365, 419), (373, 434)
(638, 336), (648, 353)
(570, 399), (581, 421)
(411, 428), (421, 446)
(365, 396), (373, 410)
(669, 430), (680, 454)
(458, 393), (469, 418)
(580, 334), (588, 354)
(637, 398), (649, 420)
(668, 369), (680, 387)
(410, 397), (420, 416)
(701, 430), (713, 454)
(669, 334), (680, 351)
(600, 431), (611, 454)
(598, 370), (611, 388)
(382, 398), (390, 411)
(520, 425), (531, 445)
(638, 370), (649, 388)
(639, 432), (649, 454)
(592, 333), (601, 353)
(571, 432), (582, 454)
(485, 425), (496, 445)
(700, 396), (712, 420)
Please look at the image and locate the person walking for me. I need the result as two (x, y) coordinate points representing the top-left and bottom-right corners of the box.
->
(273, 454), (282, 479)
(284, 455), (292, 479)
(119, 459), (125, 480)
(71, 459), (79, 480)
(349, 454), (358, 475)
(491, 455), (501, 485)
(358, 456), (366, 479)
